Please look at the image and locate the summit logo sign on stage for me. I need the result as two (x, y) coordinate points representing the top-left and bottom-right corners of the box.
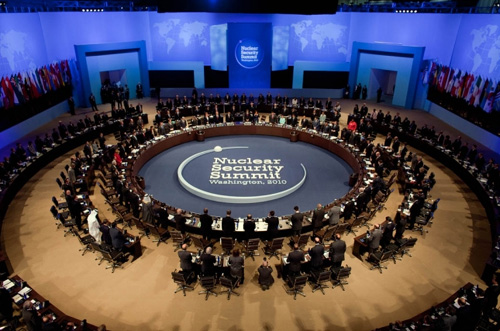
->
(209, 157), (284, 183)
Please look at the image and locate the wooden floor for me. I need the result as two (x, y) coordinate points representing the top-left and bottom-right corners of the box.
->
(0, 97), (493, 330)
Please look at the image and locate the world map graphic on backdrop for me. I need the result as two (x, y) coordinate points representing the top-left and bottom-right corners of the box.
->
(153, 19), (209, 56)
(0, 30), (36, 74)
(291, 20), (347, 53)
(469, 24), (500, 75)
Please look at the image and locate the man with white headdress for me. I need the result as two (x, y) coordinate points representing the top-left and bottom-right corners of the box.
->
(87, 209), (102, 244)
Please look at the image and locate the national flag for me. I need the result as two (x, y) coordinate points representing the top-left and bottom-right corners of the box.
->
(432, 64), (441, 87)
(471, 75), (485, 107)
(17, 73), (30, 101)
(483, 83), (496, 113)
(463, 74), (475, 101)
(1, 77), (13, 108)
(28, 70), (41, 98)
(493, 81), (500, 112)
(479, 79), (491, 109)
(53, 62), (64, 87)
(445, 69), (455, 93)
(451, 70), (462, 96)
(63, 59), (71, 82)
(49, 63), (60, 89)
(5, 76), (19, 106)
(426, 62), (436, 86)
(10, 75), (24, 104)
(35, 68), (47, 94)
(438, 66), (450, 92)
(39, 67), (51, 91)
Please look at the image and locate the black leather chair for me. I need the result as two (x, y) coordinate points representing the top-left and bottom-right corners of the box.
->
(368, 249), (394, 274)
(263, 237), (285, 260)
(286, 274), (308, 300)
(172, 270), (195, 296)
(331, 265), (351, 291)
(219, 276), (240, 300)
(309, 270), (331, 295)
(198, 276), (218, 301)
(244, 238), (260, 260)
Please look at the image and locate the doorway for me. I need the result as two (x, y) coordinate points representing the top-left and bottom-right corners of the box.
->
(369, 68), (397, 104)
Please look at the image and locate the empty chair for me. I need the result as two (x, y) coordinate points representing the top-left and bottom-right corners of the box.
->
(50, 205), (69, 226)
(75, 230), (95, 256)
(52, 196), (68, 210)
(243, 238), (260, 260)
(60, 171), (67, 181)
(295, 233), (310, 250)
(56, 177), (63, 190)
(132, 217), (150, 239)
(145, 223), (170, 246)
(309, 270), (331, 295)
(345, 215), (365, 235)
(333, 223), (349, 237)
(412, 215), (429, 235)
(198, 275), (218, 300)
(262, 237), (285, 260)
(397, 237), (418, 258)
(368, 249), (394, 274)
(219, 276), (240, 300)
(331, 265), (352, 291)
(220, 237), (235, 255)
(191, 236), (212, 253)
(172, 270), (195, 296)
(285, 274), (308, 300)
(318, 226), (335, 243)
(171, 230), (188, 251)
(99, 248), (125, 273)
(56, 213), (76, 237)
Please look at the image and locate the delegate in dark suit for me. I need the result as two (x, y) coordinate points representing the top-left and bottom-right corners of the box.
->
(311, 205), (325, 234)
(174, 210), (187, 234)
(178, 249), (193, 272)
(199, 211), (213, 240)
(329, 236), (347, 268)
(200, 251), (216, 276)
(309, 242), (325, 270)
(265, 215), (279, 240)
(291, 209), (303, 236)
(109, 224), (126, 251)
(287, 248), (305, 276)
(222, 215), (235, 238)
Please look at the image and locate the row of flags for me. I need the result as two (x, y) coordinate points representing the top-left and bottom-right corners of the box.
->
(424, 61), (500, 113)
(0, 60), (73, 110)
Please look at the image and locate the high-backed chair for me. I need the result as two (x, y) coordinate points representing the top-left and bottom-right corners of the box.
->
(333, 223), (349, 237)
(331, 265), (351, 291)
(220, 237), (235, 255)
(368, 249), (394, 274)
(192, 236), (211, 253)
(219, 276), (240, 300)
(145, 223), (169, 246)
(243, 238), (260, 260)
(263, 237), (285, 260)
(52, 196), (68, 210)
(99, 248), (125, 273)
(132, 217), (150, 239)
(286, 274), (308, 300)
(345, 215), (365, 235)
(75, 230), (95, 256)
(170, 230), (187, 251)
(296, 233), (310, 249)
(309, 270), (331, 295)
(56, 213), (76, 237)
(198, 276), (218, 300)
(171, 270), (195, 296)
(397, 237), (418, 258)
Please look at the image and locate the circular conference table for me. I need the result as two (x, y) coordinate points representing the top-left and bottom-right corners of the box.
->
(125, 123), (367, 238)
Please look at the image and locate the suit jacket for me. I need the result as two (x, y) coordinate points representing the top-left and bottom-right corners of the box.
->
(309, 244), (324, 268)
(369, 228), (383, 250)
(265, 216), (279, 237)
(174, 213), (187, 234)
(312, 208), (324, 229)
(109, 227), (126, 251)
(222, 216), (235, 237)
(329, 239), (346, 263)
(243, 220), (256, 238)
(291, 212), (303, 231)
(200, 253), (216, 276)
(288, 250), (305, 272)
(199, 213), (213, 234)
(328, 206), (341, 225)
(178, 250), (193, 272)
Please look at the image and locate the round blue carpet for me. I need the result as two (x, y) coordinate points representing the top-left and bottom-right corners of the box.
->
(138, 135), (353, 219)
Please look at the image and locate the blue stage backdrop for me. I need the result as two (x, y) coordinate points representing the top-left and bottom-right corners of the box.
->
(227, 23), (272, 88)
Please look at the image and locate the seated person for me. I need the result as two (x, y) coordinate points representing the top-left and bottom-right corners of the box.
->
(258, 258), (274, 291)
